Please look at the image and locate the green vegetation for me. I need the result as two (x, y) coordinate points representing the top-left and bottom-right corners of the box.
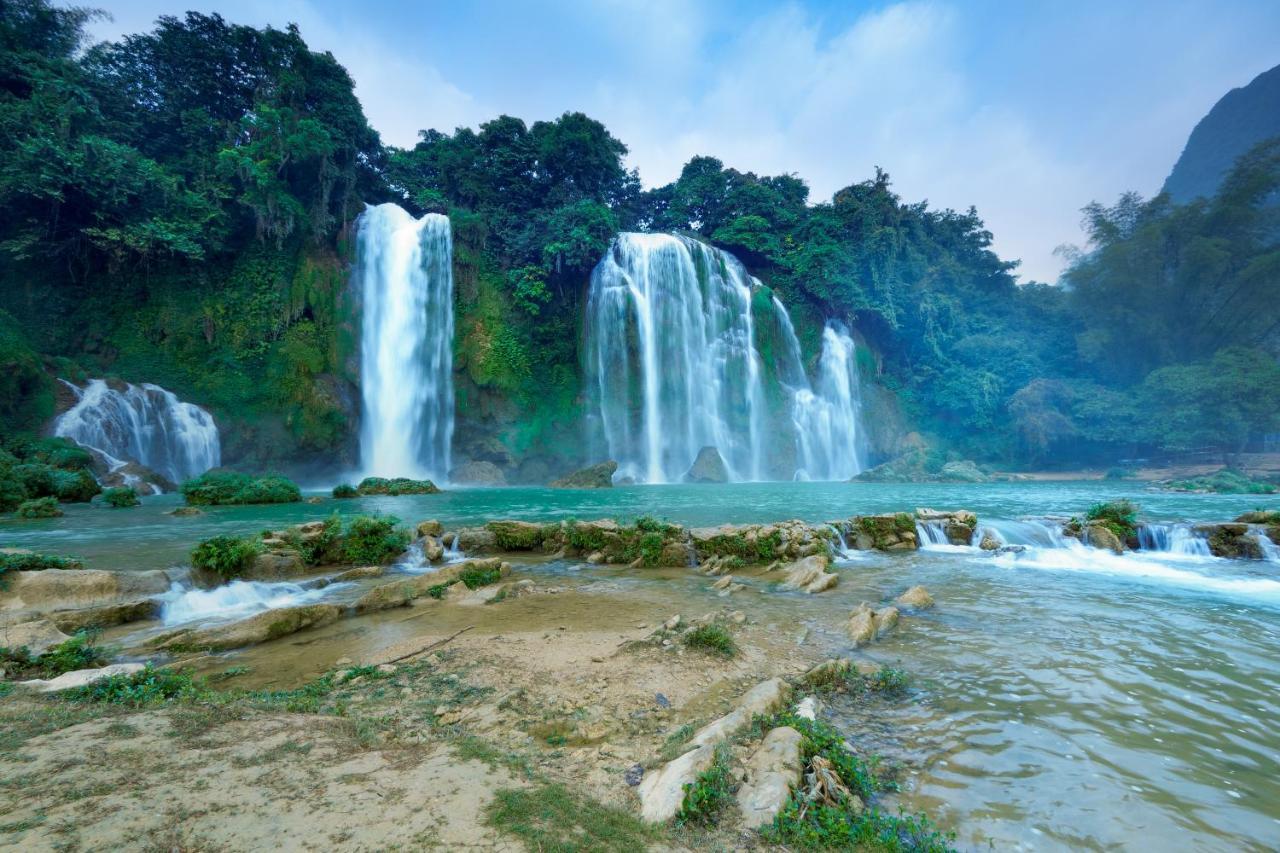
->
(354, 477), (440, 496)
(331, 483), (358, 498)
(1167, 468), (1278, 495)
(284, 516), (342, 565)
(458, 565), (503, 589)
(101, 486), (140, 508)
(681, 624), (738, 657)
(180, 471), (302, 505)
(190, 535), (263, 581)
(1085, 500), (1140, 540)
(340, 515), (410, 565)
(675, 744), (735, 826)
(488, 520), (545, 550)
(802, 662), (911, 699)
(485, 782), (659, 852)
(64, 665), (204, 707)
(0, 551), (81, 573)
(0, 632), (110, 680)
(16, 497), (61, 518)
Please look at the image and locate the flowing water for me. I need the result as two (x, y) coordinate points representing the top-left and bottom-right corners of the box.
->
(584, 234), (864, 483)
(355, 203), (454, 482)
(3, 480), (1278, 849)
(53, 378), (220, 485)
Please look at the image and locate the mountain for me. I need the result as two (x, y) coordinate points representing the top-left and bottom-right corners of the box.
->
(1162, 63), (1280, 203)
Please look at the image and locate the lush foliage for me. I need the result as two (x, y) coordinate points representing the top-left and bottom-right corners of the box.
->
(101, 486), (140, 507)
(675, 744), (735, 826)
(354, 477), (440, 496)
(64, 664), (204, 706)
(0, 550), (80, 573)
(1167, 468), (1278, 494)
(340, 515), (409, 565)
(190, 534), (263, 580)
(181, 471), (301, 505)
(331, 483), (357, 498)
(681, 624), (738, 657)
(0, 631), (110, 679)
(1084, 499), (1140, 539)
(16, 496), (61, 518)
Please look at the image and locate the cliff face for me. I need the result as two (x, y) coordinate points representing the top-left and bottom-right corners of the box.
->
(1163, 64), (1280, 203)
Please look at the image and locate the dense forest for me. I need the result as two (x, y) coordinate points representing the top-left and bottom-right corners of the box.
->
(1, 0), (1277, 479)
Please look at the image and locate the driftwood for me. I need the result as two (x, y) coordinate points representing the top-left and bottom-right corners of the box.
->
(378, 625), (474, 665)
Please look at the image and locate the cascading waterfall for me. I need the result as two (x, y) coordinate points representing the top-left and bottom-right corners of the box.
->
(54, 379), (220, 484)
(585, 233), (766, 483)
(356, 203), (454, 482)
(584, 234), (866, 483)
(1137, 523), (1214, 558)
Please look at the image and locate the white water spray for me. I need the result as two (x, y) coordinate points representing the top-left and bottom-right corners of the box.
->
(356, 203), (454, 482)
(54, 379), (220, 484)
(790, 322), (865, 481)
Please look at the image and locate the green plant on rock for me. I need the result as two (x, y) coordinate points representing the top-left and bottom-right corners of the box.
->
(331, 483), (357, 498)
(682, 624), (738, 657)
(458, 565), (504, 589)
(65, 665), (205, 707)
(191, 535), (263, 581)
(488, 521), (545, 550)
(1085, 499), (1139, 539)
(0, 551), (81, 573)
(285, 516), (342, 565)
(0, 631), (111, 679)
(181, 471), (302, 506)
(101, 486), (140, 508)
(341, 515), (410, 565)
(564, 519), (607, 552)
(16, 497), (61, 518)
(354, 477), (440, 496)
(676, 744), (735, 826)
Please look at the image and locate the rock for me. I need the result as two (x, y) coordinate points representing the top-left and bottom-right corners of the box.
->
(1195, 522), (1265, 559)
(304, 496), (325, 505)
(1, 569), (174, 614)
(624, 763), (645, 786)
(486, 520), (546, 551)
(711, 575), (735, 591)
(729, 610), (746, 624)
(586, 551), (606, 564)
(979, 533), (1000, 550)
(167, 506), (203, 517)
(450, 460), (507, 486)
(684, 446), (729, 484)
(549, 460), (617, 489)
(938, 460), (988, 483)
(328, 565), (384, 583)
(20, 663), (146, 693)
(655, 693), (670, 709)
(688, 678), (792, 750)
(782, 555), (838, 594)
(895, 585), (934, 610)
(1083, 522), (1124, 554)
(49, 598), (159, 632)
(351, 558), (507, 613)
(0, 619), (70, 655)
(736, 726), (804, 829)
(663, 615), (682, 631)
(638, 742), (718, 822)
(801, 658), (852, 688)
(847, 602), (900, 648)
(422, 536), (444, 562)
(416, 520), (443, 538)
(454, 527), (498, 552)
(157, 604), (343, 651)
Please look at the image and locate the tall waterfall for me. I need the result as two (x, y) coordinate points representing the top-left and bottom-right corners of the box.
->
(356, 203), (454, 482)
(586, 233), (766, 484)
(584, 233), (865, 483)
(54, 379), (220, 483)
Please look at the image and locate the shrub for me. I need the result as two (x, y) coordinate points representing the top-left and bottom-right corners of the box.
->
(332, 483), (358, 499)
(64, 665), (204, 706)
(488, 521), (545, 550)
(682, 624), (738, 657)
(676, 744), (735, 826)
(355, 477), (440, 496)
(341, 515), (410, 565)
(0, 631), (110, 679)
(0, 551), (81, 572)
(52, 468), (101, 502)
(101, 486), (140, 508)
(16, 496), (61, 518)
(458, 565), (503, 589)
(286, 516), (342, 565)
(1085, 499), (1139, 538)
(181, 471), (302, 506)
(191, 535), (263, 581)
(564, 519), (606, 551)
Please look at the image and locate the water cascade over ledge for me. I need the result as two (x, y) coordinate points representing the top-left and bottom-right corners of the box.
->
(585, 233), (866, 483)
(53, 378), (220, 485)
(356, 203), (454, 482)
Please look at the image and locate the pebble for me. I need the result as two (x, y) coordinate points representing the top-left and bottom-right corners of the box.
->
(655, 692), (670, 709)
(624, 763), (644, 786)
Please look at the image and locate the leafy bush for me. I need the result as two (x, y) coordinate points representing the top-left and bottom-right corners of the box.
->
(181, 470), (302, 505)
(286, 516), (342, 565)
(332, 483), (358, 498)
(0, 631), (110, 679)
(1085, 499), (1139, 538)
(16, 496), (61, 518)
(341, 515), (410, 565)
(682, 624), (738, 657)
(52, 468), (102, 502)
(459, 565), (503, 589)
(676, 744), (735, 826)
(64, 665), (204, 706)
(191, 535), (263, 581)
(0, 551), (81, 572)
(355, 477), (440, 496)
(101, 486), (140, 508)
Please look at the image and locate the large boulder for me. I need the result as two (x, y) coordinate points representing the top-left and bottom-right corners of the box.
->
(1083, 522), (1124, 554)
(736, 726), (804, 829)
(782, 555), (838, 594)
(156, 603), (343, 651)
(452, 527), (497, 553)
(21, 663), (146, 693)
(0, 618), (70, 655)
(0, 569), (174, 614)
(894, 585), (934, 610)
(849, 514), (919, 552)
(847, 602), (900, 647)
(50, 598), (159, 632)
(549, 461), (617, 489)
(449, 460), (507, 486)
(352, 558), (507, 613)
(1195, 523), (1264, 559)
(684, 446), (729, 484)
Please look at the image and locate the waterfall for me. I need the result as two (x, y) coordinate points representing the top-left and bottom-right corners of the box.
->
(585, 233), (766, 483)
(356, 203), (454, 482)
(790, 321), (865, 480)
(584, 233), (867, 483)
(1137, 523), (1214, 558)
(159, 579), (353, 627)
(54, 379), (220, 484)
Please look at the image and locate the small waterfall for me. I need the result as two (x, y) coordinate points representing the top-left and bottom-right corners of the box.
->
(1137, 524), (1213, 558)
(356, 203), (454, 482)
(54, 379), (220, 484)
(915, 520), (952, 547)
(160, 579), (352, 627)
(790, 322), (865, 480)
(585, 233), (766, 483)
(980, 519), (1070, 548)
(1252, 528), (1280, 563)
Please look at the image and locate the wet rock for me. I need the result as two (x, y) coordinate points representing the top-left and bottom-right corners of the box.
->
(1083, 522), (1124, 554)
(979, 533), (1000, 550)
(454, 527), (497, 552)
(450, 460), (507, 485)
(50, 598), (159, 632)
(1195, 523), (1264, 559)
(736, 726), (804, 829)
(304, 496), (325, 505)
(351, 558), (506, 613)
(894, 585), (934, 610)
(0, 619), (70, 655)
(655, 693), (670, 709)
(416, 519), (443, 538)
(801, 658), (852, 688)
(1, 569), (174, 614)
(782, 555), (838, 594)
(847, 602), (900, 648)
(486, 520), (546, 551)
(167, 506), (203, 517)
(157, 603), (343, 651)
(549, 460), (617, 489)
(711, 575), (736, 591)
(684, 446), (729, 484)
(849, 514), (919, 552)
(663, 615), (682, 631)
(422, 536), (444, 562)
(21, 663), (146, 693)
(328, 565), (384, 583)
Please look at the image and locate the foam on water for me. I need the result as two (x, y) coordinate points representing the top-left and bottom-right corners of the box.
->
(160, 580), (354, 627)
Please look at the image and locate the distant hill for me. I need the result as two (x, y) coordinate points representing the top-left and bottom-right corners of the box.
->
(1162, 63), (1280, 203)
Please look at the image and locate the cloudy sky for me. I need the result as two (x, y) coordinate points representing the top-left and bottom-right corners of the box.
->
(89, 0), (1280, 282)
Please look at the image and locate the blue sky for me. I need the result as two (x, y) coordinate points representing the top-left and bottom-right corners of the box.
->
(90, 1), (1280, 282)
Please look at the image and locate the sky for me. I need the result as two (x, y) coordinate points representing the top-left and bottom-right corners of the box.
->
(87, 1), (1280, 283)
